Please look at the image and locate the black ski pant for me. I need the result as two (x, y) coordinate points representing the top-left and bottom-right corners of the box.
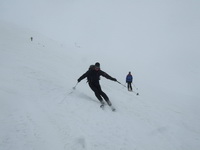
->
(88, 82), (109, 103)
(127, 82), (132, 91)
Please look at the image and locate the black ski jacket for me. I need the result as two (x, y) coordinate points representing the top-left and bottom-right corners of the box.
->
(78, 68), (116, 84)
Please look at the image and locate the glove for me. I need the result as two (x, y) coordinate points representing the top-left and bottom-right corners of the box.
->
(77, 79), (81, 83)
(113, 78), (117, 82)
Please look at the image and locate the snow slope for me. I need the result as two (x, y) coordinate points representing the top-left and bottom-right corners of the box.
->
(0, 20), (200, 150)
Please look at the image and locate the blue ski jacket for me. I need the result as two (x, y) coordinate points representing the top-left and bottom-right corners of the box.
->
(126, 74), (133, 83)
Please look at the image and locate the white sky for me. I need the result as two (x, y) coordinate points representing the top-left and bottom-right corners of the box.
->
(1, 0), (199, 45)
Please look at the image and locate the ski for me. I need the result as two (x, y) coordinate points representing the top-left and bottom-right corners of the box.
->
(100, 104), (116, 112)
(100, 104), (105, 109)
(110, 106), (116, 111)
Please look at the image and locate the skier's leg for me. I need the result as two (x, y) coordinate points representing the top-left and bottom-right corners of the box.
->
(127, 82), (130, 91)
(101, 92), (112, 105)
(89, 83), (103, 103)
(96, 85), (112, 106)
(130, 83), (133, 91)
(99, 90), (109, 101)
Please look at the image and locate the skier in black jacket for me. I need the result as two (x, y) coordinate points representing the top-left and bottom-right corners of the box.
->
(77, 62), (117, 107)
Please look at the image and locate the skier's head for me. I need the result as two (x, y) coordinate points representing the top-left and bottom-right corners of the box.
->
(94, 62), (100, 71)
(95, 62), (100, 68)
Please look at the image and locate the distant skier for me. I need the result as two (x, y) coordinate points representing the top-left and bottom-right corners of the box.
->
(30, 37), (33, 41)
(126, 71), (133, 91)
(77, 62), (117, 107)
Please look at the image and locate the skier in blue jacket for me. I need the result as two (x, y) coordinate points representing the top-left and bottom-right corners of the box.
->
(126, 72), (133, 91)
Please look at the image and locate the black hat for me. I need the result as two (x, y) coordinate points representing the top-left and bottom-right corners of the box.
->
(95, 62), (100, 68)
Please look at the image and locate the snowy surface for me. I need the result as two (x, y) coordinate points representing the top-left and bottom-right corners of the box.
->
(0, 1), (200, 150)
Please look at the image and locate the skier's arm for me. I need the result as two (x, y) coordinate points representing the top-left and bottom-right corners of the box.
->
(77, 71), (88, 82)
(100, 71), (117, 81)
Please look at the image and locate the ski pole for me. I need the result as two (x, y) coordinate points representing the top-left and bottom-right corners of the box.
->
(59, 82), (78, 104)
(132, 83), (138, 90)
(117, 81), (126, 87)
(132, 83), (139, 95)
(73, 82), (78, 90)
